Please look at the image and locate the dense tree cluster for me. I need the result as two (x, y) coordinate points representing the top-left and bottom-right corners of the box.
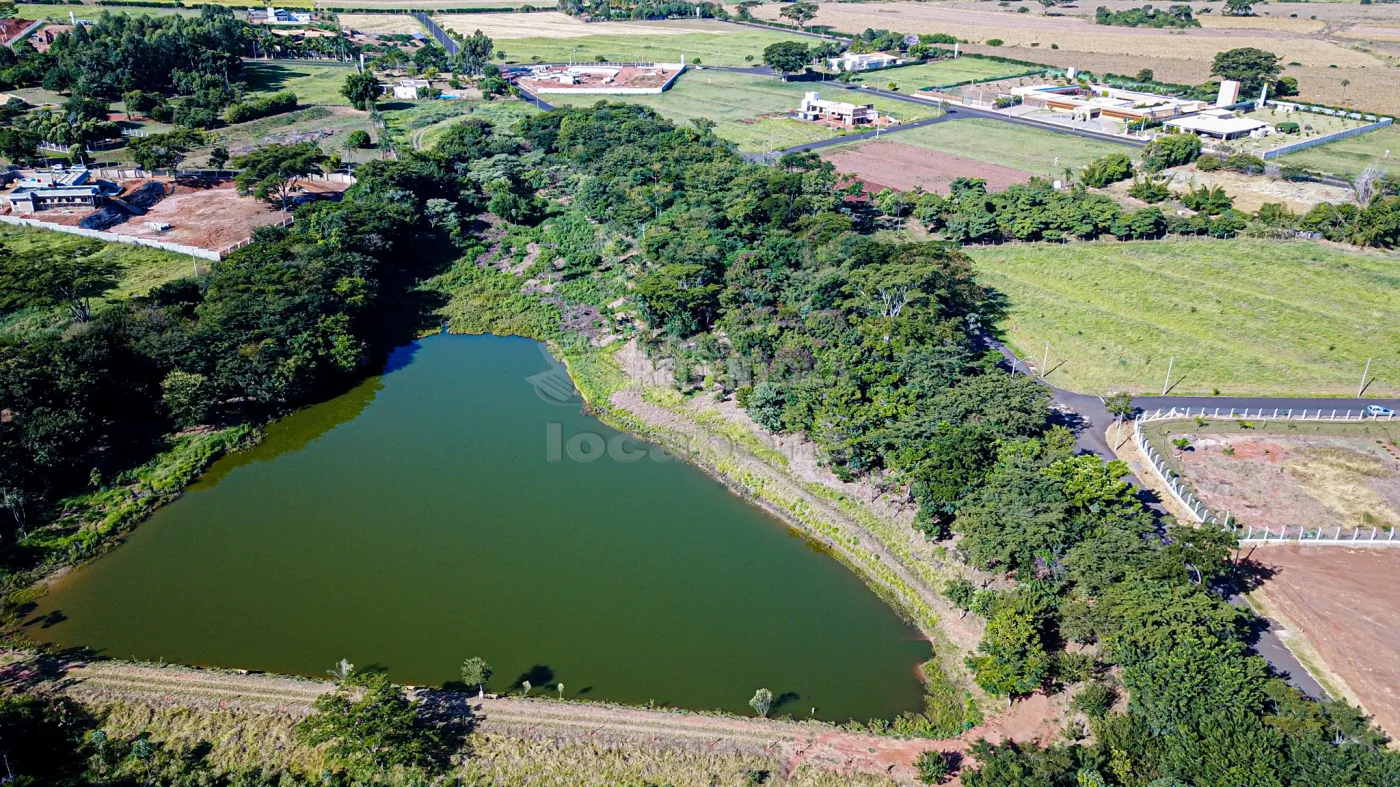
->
(1095, 4), (1200, 28)
(912, 178), (1171, 243)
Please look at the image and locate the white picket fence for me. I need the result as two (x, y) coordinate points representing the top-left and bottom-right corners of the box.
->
(1133, 407), (1399, 546)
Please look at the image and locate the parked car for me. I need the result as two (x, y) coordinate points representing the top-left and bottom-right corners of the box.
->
(1366, 405), (1395, 417)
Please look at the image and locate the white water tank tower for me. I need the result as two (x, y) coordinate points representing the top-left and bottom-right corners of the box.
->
(1216, 79), (1241, 107)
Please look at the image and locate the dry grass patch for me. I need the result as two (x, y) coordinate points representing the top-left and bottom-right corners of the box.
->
(338, 13), (426, 34)
(1198, 15), (1327, 33)
(434, 11), (716, 39)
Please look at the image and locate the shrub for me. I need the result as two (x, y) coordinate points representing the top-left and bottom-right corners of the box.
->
(986, 38), (1003, 46)
(1080, 152), (1134, 188)
(1127, 174), (1170, 203)
(1071, 682), (1117, 719)
(347, 129), (372, 149)
(1276, 121), (1300, 133)
(1178, 183), (1233, 214)
(1222, 153), (1266, 175)
(223, 90), (298, 125)
(916, 750), (953, 784)
(1141, 133), (1201, 172)
(1195, 155), (1222, 172)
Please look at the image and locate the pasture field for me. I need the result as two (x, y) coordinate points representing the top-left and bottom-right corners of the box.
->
(440, 15), (809, 67)
(0, 228), (193, 339)
(875, 118), (1126, 178)
(245, 60), (358, 107)
(184, 105), (377, 164)
(1275, 124), (1400, 177)
(970, 238), (1400, 397)
(380, 98), (541, 150)
(547, 71), (938, 153)
(846, 58), (1043, 93)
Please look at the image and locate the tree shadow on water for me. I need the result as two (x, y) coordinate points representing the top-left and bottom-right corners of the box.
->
(507, 664), (555, 692)
(771, 691), (801, 715)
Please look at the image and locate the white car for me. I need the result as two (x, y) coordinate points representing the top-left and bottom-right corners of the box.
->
(1366, 405), (1395, 417)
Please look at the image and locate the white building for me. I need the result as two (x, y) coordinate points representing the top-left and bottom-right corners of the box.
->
(827, 52), (898, 72)
(795, 91), (880, 127)
(1163, 108), (1269, 140)
(381, 78), (431, 100)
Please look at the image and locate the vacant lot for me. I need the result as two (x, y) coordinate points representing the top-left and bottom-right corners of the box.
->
(548, 71), (937, 153)
(379, 98), (541, 150)
(183, 105), (377, 165)
(451, 17), (809, 67)
(1249, 546), (1400, 741)
(822, 140), (1034, 193)
(845, 58), (1042, 93)
(245, 60), (358, 107)
(338, 13), (426, 35)
(748, 1), (1400, 114)
(875, 118), (1127, 178)
(971, 238), (1400, 397)
(1119, 166), (1357, 214)
(106, 182), (291, 252)
(1277, 124), (1400, 178)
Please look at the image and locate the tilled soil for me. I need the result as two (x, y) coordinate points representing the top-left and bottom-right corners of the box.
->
(821, 141), (1035, 195)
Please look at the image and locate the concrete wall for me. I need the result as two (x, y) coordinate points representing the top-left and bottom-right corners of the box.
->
(1262, 117), (1395, 161)
(0, 214), (222, 261)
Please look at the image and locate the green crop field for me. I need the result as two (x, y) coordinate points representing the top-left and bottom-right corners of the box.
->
(846, 58), (1044, 93)
(970, 239), (1400, 397)
(548, 70), (938, 153)
(883, 118), (1129, 177)
(488, 28), (810, 68)
(1275, 123), (1400, 178)
(246, 60), (358, 107)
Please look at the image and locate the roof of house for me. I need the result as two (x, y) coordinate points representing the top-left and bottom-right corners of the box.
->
(1164, 113), (1267, 135)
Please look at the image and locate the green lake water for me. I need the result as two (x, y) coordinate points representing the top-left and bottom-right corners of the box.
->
(27, 334), (929, 721)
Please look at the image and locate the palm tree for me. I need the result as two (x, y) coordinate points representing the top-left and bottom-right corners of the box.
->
(327, 659), (355, 684)
(1341, 79), (1351, 102)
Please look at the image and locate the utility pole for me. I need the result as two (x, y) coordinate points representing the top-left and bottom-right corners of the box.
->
(1162, 356), (1175, 396)
(1359, 357), (1373, 397)
(1042, 341), (1050, 379)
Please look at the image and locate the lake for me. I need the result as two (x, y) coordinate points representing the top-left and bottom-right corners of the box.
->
(27, 334), (929, 721)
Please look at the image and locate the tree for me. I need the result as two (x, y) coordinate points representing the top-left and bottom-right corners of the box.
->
(848, 260), (943, 319)
(127, 128), (205, 171)
(763, 40), (809, 80)
(1104, 392), (1134, 424)
(0, 1), (16, 19)
(1211, 47), (1280, 94)
(208, 145), (230, 171)
(1223, 0), (1253, 16)
(1080, 152), (1134, 188)
(778, 1), (817, 28)
(1341, 78), (1351, 102)
(233, 141), (327, 212)
(347, 129), (372, 149)
(1037, 0), (1063, 14)
(965, 604), (1050, 699)
(749, 687), (774, 717)
(296, 667), (448, 777)
(460, 656), (492, 697)
(1141, 133), (1201, 172)
(457, 29), (494, 75)
(341, 70), (381, 111)
(0, 242), (117, 322)
(944, 577), (978, 618)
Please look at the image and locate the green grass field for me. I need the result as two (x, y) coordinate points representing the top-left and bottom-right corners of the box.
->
(878, 118), (1128, 177)
(1275, 123), (1400, 177)
(245, 60), (358, 107)
(488, 28), (810, 68)
(548, 71), (938, 153)
(378, 98), (541, 150)
(845, 58), (1044, 93)
(181, 105), (377, 165)
(0, 227), (192, 339)
(971, 239), (1400, 397)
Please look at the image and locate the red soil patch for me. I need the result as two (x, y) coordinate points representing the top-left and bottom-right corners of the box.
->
(821, 141), (1035, 194)
(107, 181), (293, 252)
(1247, 546), (1400, 741)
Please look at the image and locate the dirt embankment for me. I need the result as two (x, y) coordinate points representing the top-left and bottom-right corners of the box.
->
(5, 653), (1067, 785)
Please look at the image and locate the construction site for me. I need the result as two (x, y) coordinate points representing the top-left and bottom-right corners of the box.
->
(511, 63), (685, 95)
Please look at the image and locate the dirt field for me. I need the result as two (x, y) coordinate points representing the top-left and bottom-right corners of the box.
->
(1247, 547), (1400, 741)
(107, 182), (291, 252)
(338, 13), (426, 34)
(745, 1), (1400, 115)
(434, 11), (720, 39)
(1151, 425), (1400, 534)
(1103, 165), (1357, 214)
(821, 140), (1035, 194)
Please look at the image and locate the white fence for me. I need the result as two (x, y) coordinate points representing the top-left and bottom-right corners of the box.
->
(1133, 407), (1400, 546)
(0, 214), (223, 261)
(1261, 117), (1394, 160)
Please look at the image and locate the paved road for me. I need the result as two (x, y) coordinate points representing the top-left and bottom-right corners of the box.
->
(986, 333), (1400, 699)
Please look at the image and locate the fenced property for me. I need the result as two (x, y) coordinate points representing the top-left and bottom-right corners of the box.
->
(1133, 407), (1400, 545)
(0, 213), (222, 260)
(1263, 117), (1395, 160)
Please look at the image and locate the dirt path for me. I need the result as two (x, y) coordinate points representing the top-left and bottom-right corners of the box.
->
(4, 654), (1064, 785)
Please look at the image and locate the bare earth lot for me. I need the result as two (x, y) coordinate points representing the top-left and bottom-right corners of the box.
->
(821, 140), (1034, 194)
(1161, 427), (1400, 533)
(1247, 547), (1400, 741)
(107, 183), (289, 252)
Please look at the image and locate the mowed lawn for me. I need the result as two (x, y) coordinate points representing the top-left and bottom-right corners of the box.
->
(846, 58), (1043, 93)
(489, 28), (809, 68)
(245, 60), (359, 107)
(1277, 124), (1400, 178)
(548, 71), (938, 153)
(889, 118), (1129, 177)
(971, 239), (1400, 397)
